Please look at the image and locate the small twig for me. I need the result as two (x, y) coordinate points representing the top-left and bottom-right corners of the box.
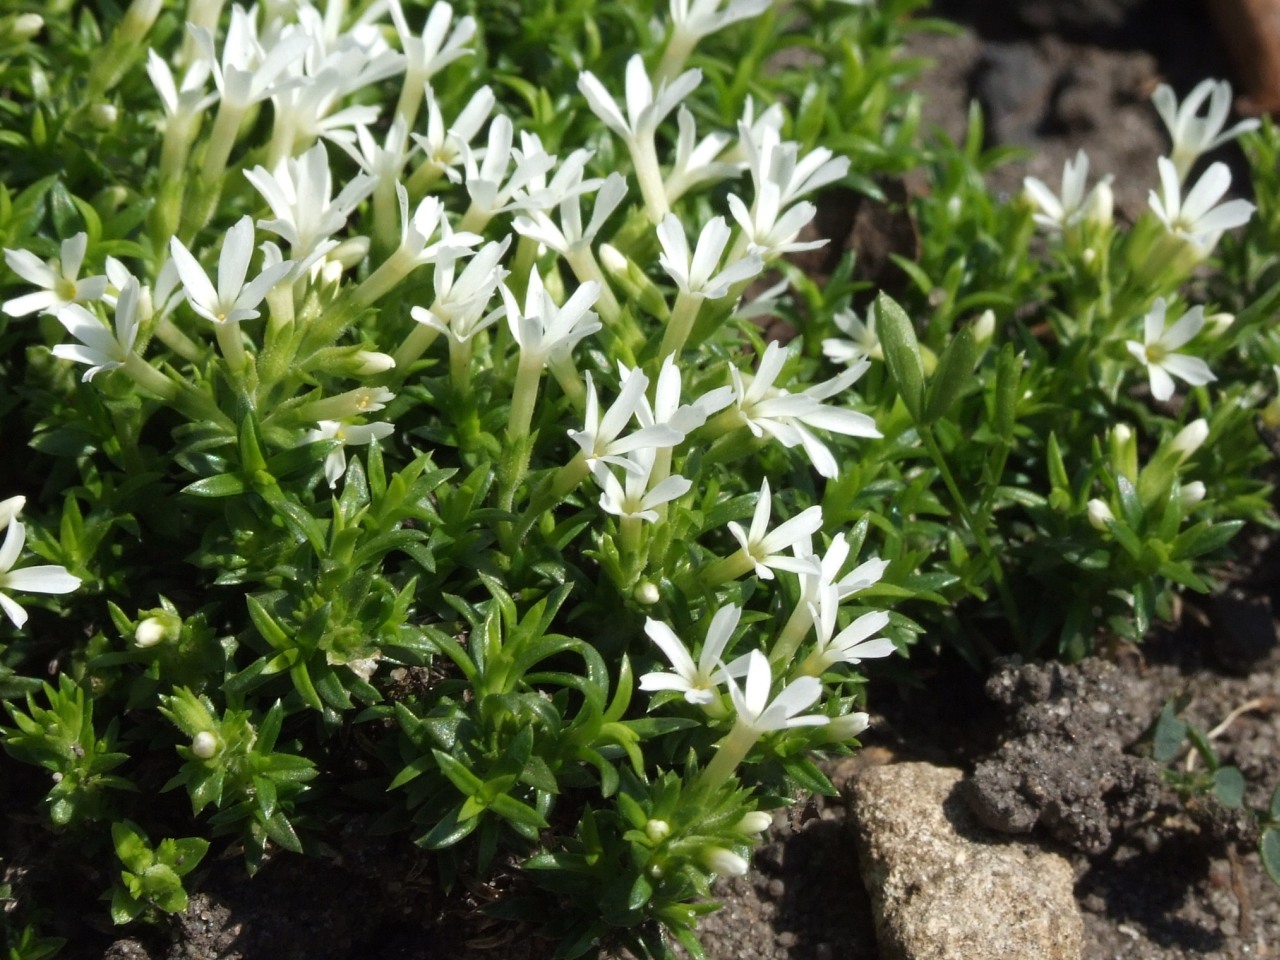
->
(1183, 696), (1275, 774)
(1226, 841), (1253, 941)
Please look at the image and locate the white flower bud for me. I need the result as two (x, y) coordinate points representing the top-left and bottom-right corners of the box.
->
(734, 811), (773, 835)
(135, 610), (182, 648)
(826, 711), (871, 741)
(972, 310), (995, 345)
(1084, 180), (1114, 228)
(598, 243), (627, 276)
(0, 496), (26, 528)
(633, 581), (660, 605)
(701, 847), (749, 877)
(330, 236), (370, 269)
(90, 104), (118, 129)
(1203, 313), (1234, 338)
(645, 819), (671, 843)
(1178, 481), (1206, 508)
(119, 0), (163, 42)
(1087, 499), (1115, 531)
(353, 351), (396, 376)
(191, 731), (220, 759)
(9, 13), (43, 40)
(1170, 419), (1209, 463)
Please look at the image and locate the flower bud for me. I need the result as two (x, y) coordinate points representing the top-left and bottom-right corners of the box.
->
(90, 103), (118, 129)
(1203, 312), (1234, 339)
(971, 309), (995, 345)
(353, 351), (396, 376)
(119, 0), (163, 42)
(1110, 423), (1138, 482)
(734, 811), (773, 835)
(135, 611), (181, 648)
(645, 819), (671, 843)
(0, 495), (25, 528)
(330, 236), (370, 270)
(1178, 481), (1206, 508)
(1170, 419), (1209, 463)
(825, 711), (871, 741)
(1084, 180), (1114, 229)
(701, 847), (749, 877)
(7, 13), (43, 41)
(633, 581), (660, 605)
(191, 731), (221, 759)
(1086, 498), (1114, 531)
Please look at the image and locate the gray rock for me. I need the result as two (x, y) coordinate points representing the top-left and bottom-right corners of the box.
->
(847, 762), (1083, 960)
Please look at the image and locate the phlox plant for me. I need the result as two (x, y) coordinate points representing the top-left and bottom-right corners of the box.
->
(0, 0), (1276, 956)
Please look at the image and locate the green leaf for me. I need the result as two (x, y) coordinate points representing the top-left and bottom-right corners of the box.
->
(112, 821), (152, 873)
(433, 749), (485, 796)
(181, 474), (248, 498)
(922, 325), (979, 424)
(1212, 767), (1245, 808)
(1262, 827), (1280, 886)
(875, 292), (925, 422)
(1153, 702), (1187, 764)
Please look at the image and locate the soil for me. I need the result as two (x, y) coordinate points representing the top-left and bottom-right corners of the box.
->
(8, 2), (1280, 959)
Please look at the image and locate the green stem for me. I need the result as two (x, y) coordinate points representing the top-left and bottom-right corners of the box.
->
(657, 290), (702, 362)
(696, 723), (759, 793)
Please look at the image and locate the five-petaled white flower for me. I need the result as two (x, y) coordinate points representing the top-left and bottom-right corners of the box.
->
(657, 214), (762, 300)
(823, 306), (882, 364)
(638, 603), (741, 704)
(1148, 157), (1255, 251)
(52, 277), (142, 381)
(569, 368), (683, 471)
(727, 478), (824, 580)
(799, 585), (896, 676)
(307, 420), (395, 488)
(592, 445), (692, 523)
(1152, 79), (1259, 182)
(1125, 298), (1216, 402)
(170, 217), (294, 325)
(503, 267), (601, 369)
(1023, 149), (1113, 232)
(731, 340), (880, 479)
(726, 649), (828, 736)
(3, 233), (108, 317)
(0, 518), (81, 629)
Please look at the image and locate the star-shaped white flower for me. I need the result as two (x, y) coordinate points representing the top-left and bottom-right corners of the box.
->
(657, 214), (762, 300)
(52, 277), (142, 381)
(0, 518), (81, 629)
(638, 603), (741, 704)
(727, 478), (823, 580)
(3, 233), (108, 317)
(727, 649), (827, 736)
(823, 305), (882, 363)
(800, 585), (895, 675)
(592, 445), (692, 524)
(1152, 79), (1259, 182)
(569, 368), (683, 471)
(1148, 157), (1254, 250)
(306, 420), (395, 488)
(170, 217), (294, 325)
(1023, 149), (1113, 232)
(1125, 298), (1216, 402)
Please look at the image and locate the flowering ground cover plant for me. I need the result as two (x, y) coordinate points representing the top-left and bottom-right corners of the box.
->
(0, 0), (1278, 956)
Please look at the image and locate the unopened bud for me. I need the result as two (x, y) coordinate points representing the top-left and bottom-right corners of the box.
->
(1084, 180), (1114, 229)
(701, 847), (749, 877)
(8, 13), (43, 41)
(0, 495), (25, 528)
(135, 613), (178, 648)
(1203, 312), (1234, 339)
(119, 0), (163, 42)
(633, 581), (660, 605)
(191, 731), (221, 759)
(353, 351), (396, 376)
(645, 819), (671, 843)
(90, 103), (118, 129)
(330, 236), (370, 270)
(972, 309), (995, 345)
(1087, 498), (1115, 531)
(734, 811), (773, 835)
(826, 711), (871, 741)
(1110, 423), (1138, 481)
(1170, 419), (1209, 463)
(1178, 481), (1206, 508)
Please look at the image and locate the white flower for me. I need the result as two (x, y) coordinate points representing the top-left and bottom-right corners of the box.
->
(460, 115), (557, 222)
(0, 497), (24, 529)
(670, 0), (771, 41)
(389, 0), (476, 86)
(823, 305), (881, 363)
(52, 277), (141, 381)
(410, 237), (509, 341)
(503, 266), (601, 368)
(569, 368), (683, 470)
(1152, 79), (1259, 182)
(638, 353), (733, 435)
(741, 123), (848, 210)
(3, 233), (108, 317)
(169, 217), (294, 325)
(306, 420), (395, 487)
(245, 142), (377, 267)
(727, 183), (824, 259)
(1022, 150), (1113, 232)
(0, 519), (81, 629)
(1125, 298), (1216, 402)
(592, 446), (692, 523)
(638, 603), (740, 704)
(657, 214), (762, 299)
(727, 478), (824, 580)
(731, 340), (881, 478)
(800, 587), (895, 675)
(392, 187), (482, 267)
(664, 107), (737, 205)
(726, 649), (827, 735)
(1148, 157), (1255, 251)
(147, 48), (217, 124)
(412, 83), (495, 184)
(191, 6), (309, 112)
(513, 172), (628, 258)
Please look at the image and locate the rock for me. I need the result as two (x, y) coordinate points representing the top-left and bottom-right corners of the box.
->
(847, 762), (1083, 960)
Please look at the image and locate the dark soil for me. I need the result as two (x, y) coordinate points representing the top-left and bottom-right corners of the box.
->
(8, 3), (1279, 959)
